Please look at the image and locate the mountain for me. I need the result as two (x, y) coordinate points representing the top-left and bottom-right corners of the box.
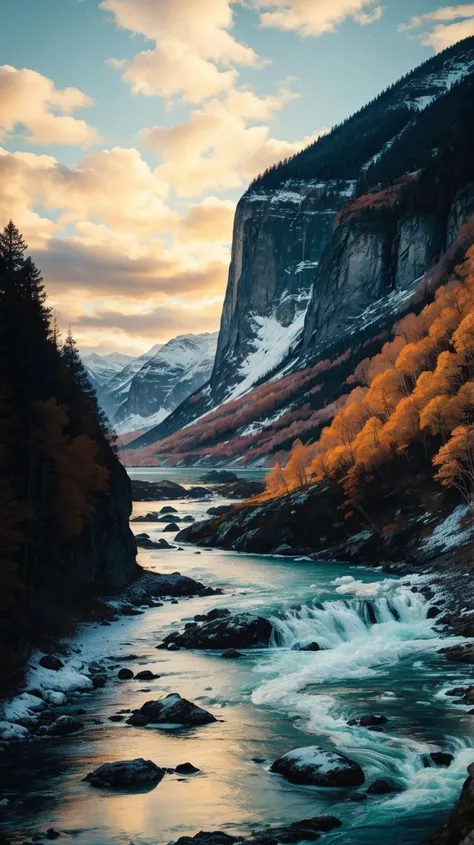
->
(113, 333), (218, 433)
(125, 37), (474, 464)
(83, 351), (135, 386)
(97, 343), (163, 422)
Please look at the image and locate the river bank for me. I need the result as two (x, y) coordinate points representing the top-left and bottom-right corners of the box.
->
(1, 468), (473, 845)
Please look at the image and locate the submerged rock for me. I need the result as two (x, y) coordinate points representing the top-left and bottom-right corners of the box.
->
(347, 714), (388, 728)
(221, 649), (244, 659)
(168, 816), (342, 845)
(128, 693), (217, 727)
(430, 752), (454, 767)
(159, 612), (273, 650)
(271, 747), (365, 787)
(366, 780), (399, 795)
(298, 642), (320, 652)
(84, 758), (164, 788)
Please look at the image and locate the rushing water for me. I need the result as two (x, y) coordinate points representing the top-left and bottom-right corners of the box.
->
(1, 466), (474, 845)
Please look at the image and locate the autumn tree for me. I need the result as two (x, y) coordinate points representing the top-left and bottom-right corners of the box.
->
(433, 424), (474, 505)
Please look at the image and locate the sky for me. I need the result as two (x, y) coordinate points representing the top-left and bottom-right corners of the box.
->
(1, 1), (474, 355)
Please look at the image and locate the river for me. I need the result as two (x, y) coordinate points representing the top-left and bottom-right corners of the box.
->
(2, 467), (474, 845)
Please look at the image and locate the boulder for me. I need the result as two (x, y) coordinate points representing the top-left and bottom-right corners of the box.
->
(270, 747), (365, 787)
(194, 609), (231, 622)
(118, 668), (134, 680)
(175, 762), (200, 775)
(161, 506), (178, 514)
(299, 643), (320, 652)
(221, 649), (244, 659)
(446, 687), (467, 697)
(188, 486), (213, 499)
(92, 674), (108, 689)
(217, 480), (265, 499)
(127, 713), (149, 727)
(168, 817), (342, 845)
(207, 506), (233, 517)
(41, 690), (67, 706)
(39, 655), (64, 671)
(440, 644), (474, 664)
(182, 516), (195, 522)
(427, 606), (442, 619)
(163, 523), (180, 533)
(135, 533), (163, 550)
(84, 758), (164, 788)
(160, 612), (273, 650)
(131, 479), (187, 501)
(135, 670), (160, 681)
(132, 512), (161, 522)
(130, 693), (217, 726)
(158, 513), (183, 523)
(44, 716), (83, 736)
(347, 714), (388, 728)
(200, 471), (238, 484)
(366, 780), (397, 795)
(430, 752), (454, 767)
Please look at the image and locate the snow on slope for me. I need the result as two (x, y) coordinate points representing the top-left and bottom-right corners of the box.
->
(83, 351), (135, 386)
(98, 344), (163, 419)
(114, 333), (218, 431)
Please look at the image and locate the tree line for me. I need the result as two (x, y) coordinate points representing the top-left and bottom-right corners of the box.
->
(0, 221), (118, 686)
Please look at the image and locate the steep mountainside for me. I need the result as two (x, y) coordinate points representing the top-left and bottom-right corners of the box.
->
(83, 351), (135, 387)
(126, 38), (474, 462)
(114, 333), (218, 433)
(97, 343), (162, 422)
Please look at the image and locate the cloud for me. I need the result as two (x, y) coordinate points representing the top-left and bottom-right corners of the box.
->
(101, 0), (262, 103)
(141, 99), (325, 196)
(180, 197), (236, 242)
(74, 302), (221, 335)
(254, 0), (384, 37)
(0, 146), (176, 245)
(0, 65), (100, 147)
(400, 4), (474, 52)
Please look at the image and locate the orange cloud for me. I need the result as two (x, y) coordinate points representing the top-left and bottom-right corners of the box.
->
(255, 0), (384, 36)
(400, 5), (474, 51)
(0, 65), (100, 147)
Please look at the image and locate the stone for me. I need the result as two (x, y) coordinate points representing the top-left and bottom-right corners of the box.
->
(207, 506), (233, 517)
(161, 506), (178, 513)
(118, 668), (134, 680)
(39, 655), (64, 672)
(221, 649), (244, 659)
(182, 516), (195, 523)
(446, 687), (467, 697)
(175, 763), (200, 775)
(46, 830), (60, 840)
(84, 758), (164, 788)
(161, 612), (273, 650)
(45, 716), (83, 737)
(126, 713), (149, 727)
(427, 606), (442, 619)
(188, 487), (212, 499)
(163, 523), (180, 533)
(350, 793), (368, 802)
(366, 780), (397, 795)
(347, 714), (388, 728)
(132, 693), (217, 727)
(298, 643), (320, 652)
(92, 674), (108, 689)
(109, 715), (124, 723)
(271, 747), (365, 787)
(135, 670), (160, 681)
(200, 471), (238, 484)
(440, 644), (474, 664)
(430, 752), (454, 767)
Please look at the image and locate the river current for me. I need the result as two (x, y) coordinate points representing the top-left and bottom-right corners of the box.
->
(2, 467), (474, 845)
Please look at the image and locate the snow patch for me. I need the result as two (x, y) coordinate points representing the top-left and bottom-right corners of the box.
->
(424, 506), (474, 554)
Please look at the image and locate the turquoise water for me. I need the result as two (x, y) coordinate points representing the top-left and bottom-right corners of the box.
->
(1, 467), (474, 845)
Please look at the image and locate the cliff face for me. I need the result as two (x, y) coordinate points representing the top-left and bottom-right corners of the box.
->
(210, 185), (345, 401)
(302, 182), (474, 354)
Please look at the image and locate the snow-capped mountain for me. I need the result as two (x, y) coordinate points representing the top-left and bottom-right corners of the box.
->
(83, 352), (135, 387)
(113, 333), (218, 433)
(97, 344), (163, 420)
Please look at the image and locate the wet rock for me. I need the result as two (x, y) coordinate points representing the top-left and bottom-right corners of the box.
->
(41, 690), (67, 706)
(221, 649), (244, 659)
(135, 533), (164, 550)
(271, 747), (365, 787)
(367, 726), (384, 733)
(188, 486), (213, 499)
(183, 516), (195, 523)
(92, 674), (108, 689)
(39, 655), (64, 671)
(132, 480), (187, 501)
(347, 714), (388, 728)
(440, 644), (474, 664)
(298, 643), (320, 652)
(109, 715), (125, 722)
(135, 670), (160, 681)
(46, 829), (60, 840)
(366, 780), (398, 795)
(168, 817), (343, 845)
(163, 523), (180, 533)
(427, 606), (442, 619)
(118, 669), (134, 680)
(428, 762), (474, 843)
(217, 480), (265, 499)
(161, 505), (178, 513)
(175, 763), (200, 774)
(42, 716), (83, 737)
(207, 506), (233, 517)
(430, 752), (454, 767)
(446, 687), (467, 697)
(195, 609), (231, 623)
(350, 793), (368, 802)
(252, 757), (266, 764)
(201, 471), (238, 484)
(84, 758), (164, 788)
(132, 512), (162, 522)
(161, 612), (273, 650)
(130, 693), (217, 726)
(167, 643), (180, 651)
(126, 713), (149, 727)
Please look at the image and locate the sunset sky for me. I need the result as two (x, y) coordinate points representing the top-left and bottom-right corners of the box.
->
(1, 0), (473, 355)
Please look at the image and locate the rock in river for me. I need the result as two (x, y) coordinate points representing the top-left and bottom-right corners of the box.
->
(347, 714), (388, 728)
(128, 693), (217, 727)
(84, 758), (164, 788)
(270, 747), (365, 788)
(39, 654), (64, 671)
(159, 612), (273, 650)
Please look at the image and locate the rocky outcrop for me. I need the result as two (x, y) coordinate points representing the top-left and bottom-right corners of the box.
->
(271, 746), (365, 788)
(127, 694), (217, 727)
(169, 816), (342, 845)
(158, 612), (273, 650)
(428, 763), (474, 844)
